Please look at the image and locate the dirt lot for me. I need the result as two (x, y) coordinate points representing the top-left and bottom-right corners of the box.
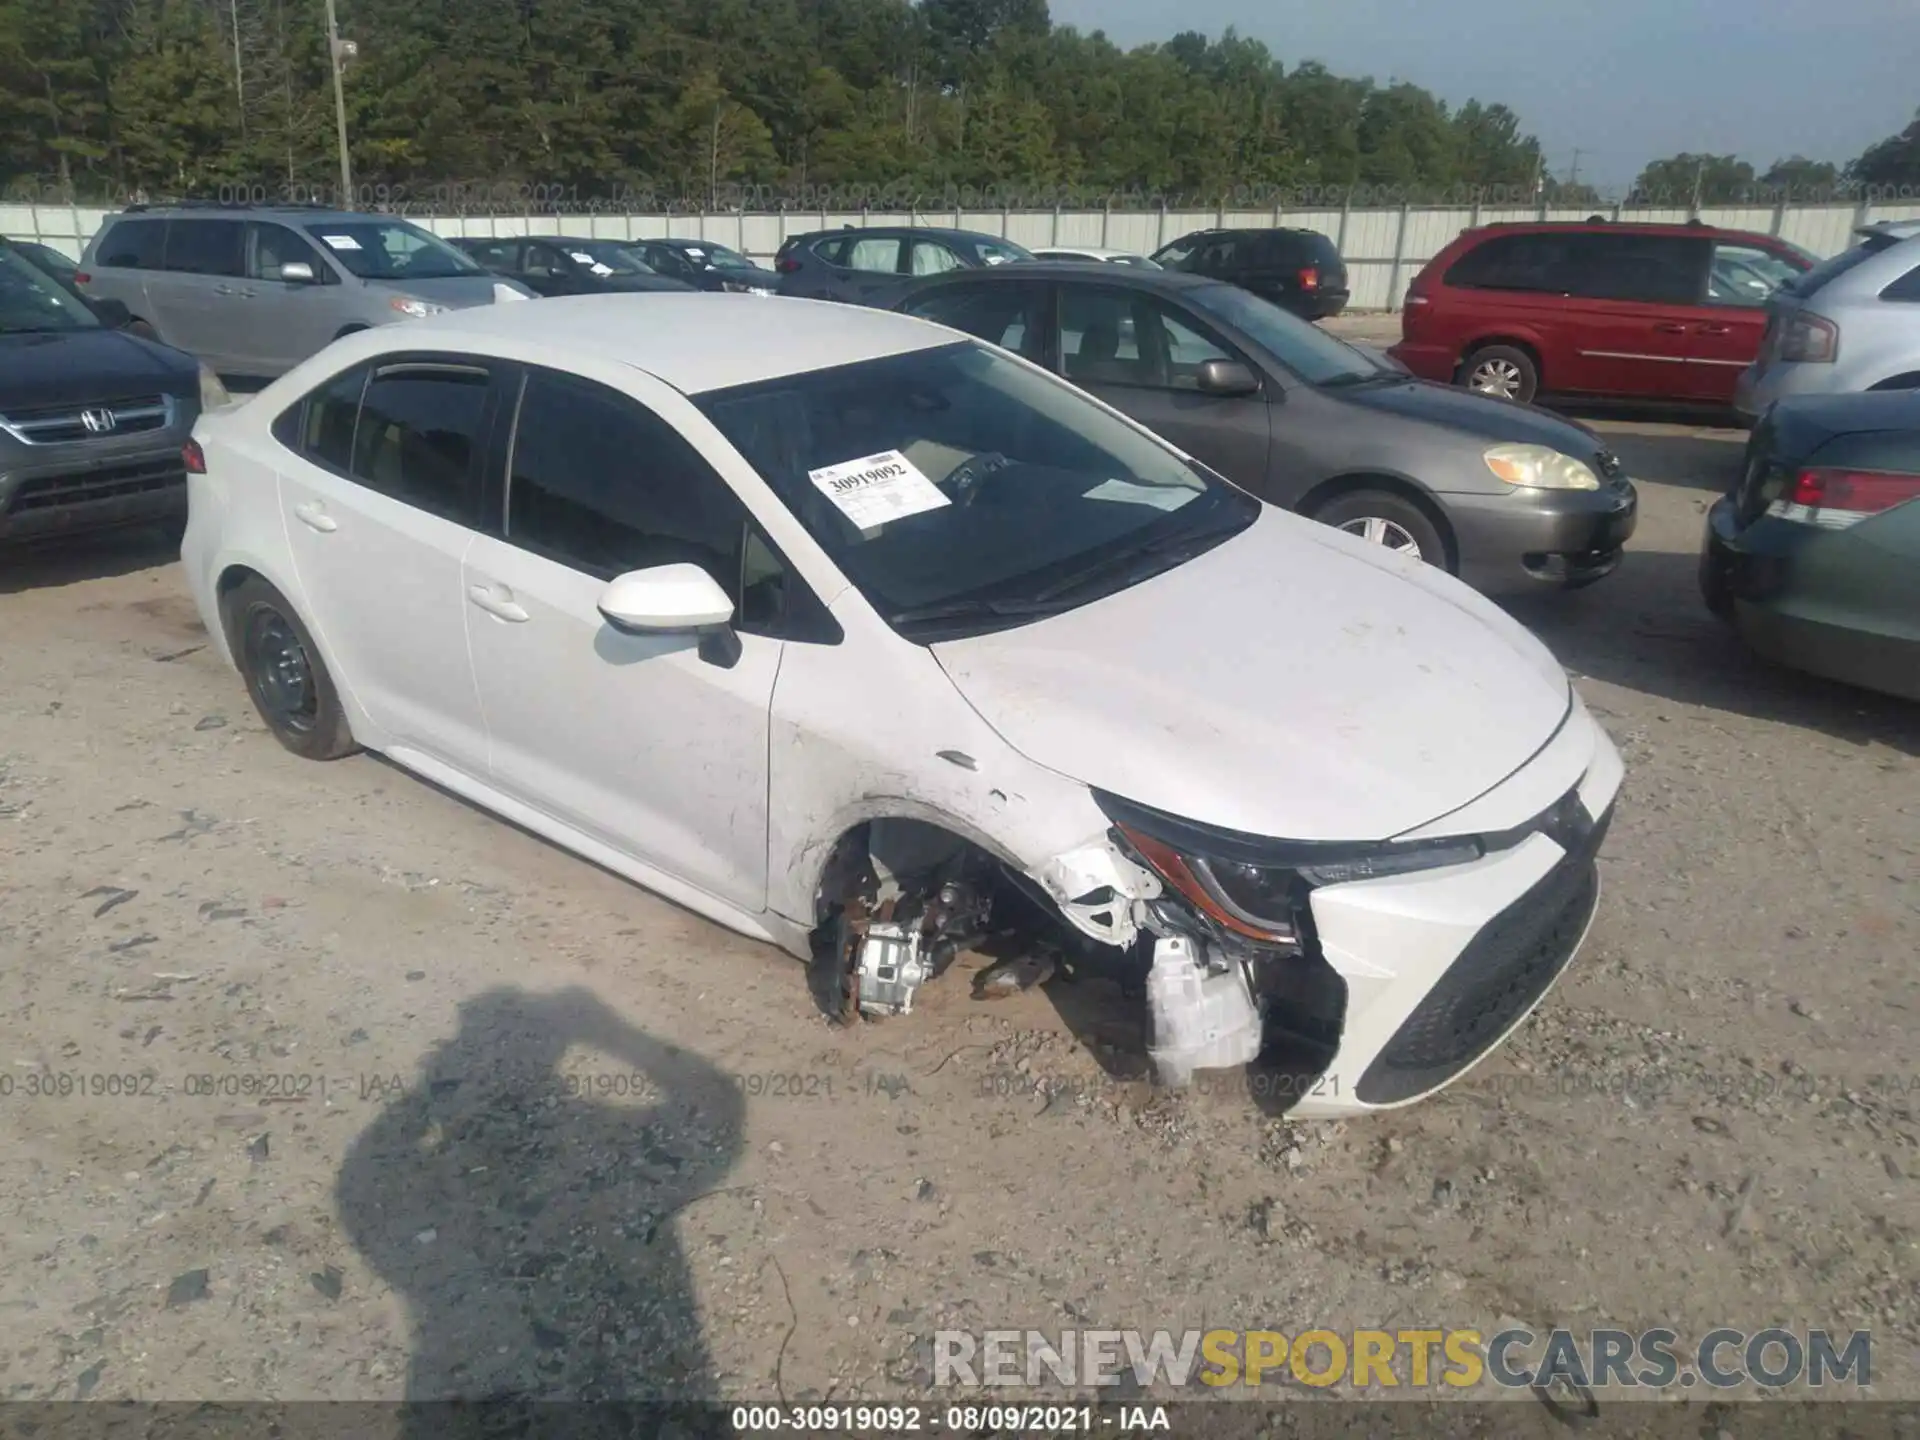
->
(1, 409), (1916, 1427)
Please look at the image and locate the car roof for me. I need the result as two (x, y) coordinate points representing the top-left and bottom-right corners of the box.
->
(109, 204), (387, 224)
(912, 261), (1217, 292)
(410, 292), (955, 394)
(1463, 219), (1783, 244)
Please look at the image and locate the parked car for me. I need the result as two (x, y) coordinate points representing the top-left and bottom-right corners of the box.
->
(76, 203), (535, 381)
(1700, 389), (1920, 701)
(773, 227), (1033, 306)
(626, 237), (780, 293)
(1, 238), (219, 545)
(1389, 220), (1813, 407)
(182, 292), (1622, 1116)
(1735, 220), (1920, 420)
(450, 236), (695, 297)
(1031, 246), (1161, 268)
(895, 263), (1637, 589)
(1150, 228), (1349, 320)
(10, 238), (80, 288)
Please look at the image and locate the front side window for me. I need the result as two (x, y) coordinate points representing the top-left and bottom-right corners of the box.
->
(461, 239), (521, 270)
(1707, 243), (1802, 306)
(1563, 234), (1709, 305)
(164, 219), (245, 277)
(349, 363), (490, 524)
(303, 220), (484, 281)
(0, 245), (100, 333)
(911, 239), (965, 277)
(903, 282), (1046, 363)
(1184, 283), (1379, 385)
(695, 243), (759, 272)
(250, 223), (328, 281)
(696, 342), (1258, 637)
(968, 237), (1033, 267)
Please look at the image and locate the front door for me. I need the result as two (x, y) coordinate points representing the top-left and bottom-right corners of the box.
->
(236, 222), (344, 376)
(1053, 282), (1271, 490)
(460, 363), (780, 913)
(275, 355), (499, 776)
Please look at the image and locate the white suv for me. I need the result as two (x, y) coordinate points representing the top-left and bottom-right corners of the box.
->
(181, 293), (1623, 1116)
(1736, 219), (1920, 418)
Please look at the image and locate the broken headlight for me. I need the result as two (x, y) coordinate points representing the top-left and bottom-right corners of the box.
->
(1095, 789), (1487, 943)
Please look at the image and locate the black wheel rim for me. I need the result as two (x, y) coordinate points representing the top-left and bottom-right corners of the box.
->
(244, 607), (318, 734)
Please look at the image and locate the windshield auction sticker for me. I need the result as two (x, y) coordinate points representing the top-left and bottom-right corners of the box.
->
(808, 450), (951, 530)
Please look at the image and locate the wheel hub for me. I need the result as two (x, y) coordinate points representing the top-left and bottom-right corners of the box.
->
(1337, 515), (1422, 554)
(246, 612), (317, 733)
(1470, 358), (1523, 398)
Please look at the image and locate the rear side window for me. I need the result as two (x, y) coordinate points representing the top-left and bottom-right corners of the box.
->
(1788, 233), (1901, 300)
(163, 219), (245, 277)
(845, 236), (903, 274)
(1881, 261), (1920, 302)
(1563, 234), (1707, 305)
(349, 363), (491, 525)
(810, 235), (851, 266)
(904, 282), (1046, 362)
(296, 363), (370, 472)
(97, 218), (166, 270)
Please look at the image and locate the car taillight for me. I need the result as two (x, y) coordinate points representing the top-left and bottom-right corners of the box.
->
(74, 270), (91, 285)
(183, 440), (206, 475)
(775, 256), (800, 274)
(1778, 312), (1838, 364)
(1769, 466), (1920, 528)
(1297, 266), (1319, 290)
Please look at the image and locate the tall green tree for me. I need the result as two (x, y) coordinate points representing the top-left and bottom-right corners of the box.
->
(1632, 153), (1756, 204)
(1849, 109), (1920, 187)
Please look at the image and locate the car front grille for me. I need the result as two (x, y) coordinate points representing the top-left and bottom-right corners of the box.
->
(0, 395), (173, 446)
(1354, 803), (1612, 1106)
(6, 457), (187, 515)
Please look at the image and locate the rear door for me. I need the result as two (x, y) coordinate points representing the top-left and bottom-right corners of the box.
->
(1431, 231), (1571, 384)
(235, 222), (343, 377)
(1684, 240), (1808, 400)
(837, 231), (910, 305)
(145, 219), (247, 369)
(1554, 232), (1710, 398)
(1053, 281), (1271, 488)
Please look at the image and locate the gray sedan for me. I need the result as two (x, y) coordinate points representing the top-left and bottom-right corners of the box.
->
(896, 265), (1638, 591)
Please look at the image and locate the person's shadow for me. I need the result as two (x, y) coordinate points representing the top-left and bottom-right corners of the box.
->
(336, 987), (745, 1437)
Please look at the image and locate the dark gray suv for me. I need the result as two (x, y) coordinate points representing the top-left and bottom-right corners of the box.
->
(77, 204), (532, 380)
(774, 226), (1033, 306)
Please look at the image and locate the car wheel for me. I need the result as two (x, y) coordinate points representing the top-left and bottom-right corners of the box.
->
(223, 578), (358, 761)
(1460, 345), (1538, 404)
(1311, 489), (1449, 569)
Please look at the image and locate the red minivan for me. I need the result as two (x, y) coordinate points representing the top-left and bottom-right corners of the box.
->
(1388, 221), (1813, 406)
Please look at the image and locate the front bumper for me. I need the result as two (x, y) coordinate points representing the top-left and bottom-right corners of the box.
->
(0, 432), (190, 543)
(1700, 495), (1920, 701)
(1448, 477), (1639, 591)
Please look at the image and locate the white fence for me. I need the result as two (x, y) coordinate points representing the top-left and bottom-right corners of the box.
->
(9, 199), (1920, 311)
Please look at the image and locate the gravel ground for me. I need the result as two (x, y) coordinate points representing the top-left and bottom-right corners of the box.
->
(1, 416), (1916, 1427)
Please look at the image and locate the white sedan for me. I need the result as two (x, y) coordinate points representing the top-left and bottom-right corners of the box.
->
(181, 294), (1622, 1116)
(1030, 246), (1162, 268)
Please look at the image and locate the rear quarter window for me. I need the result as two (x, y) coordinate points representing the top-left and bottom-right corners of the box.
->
(96, 218), (166, 270)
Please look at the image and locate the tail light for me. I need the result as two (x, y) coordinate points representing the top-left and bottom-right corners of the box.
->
(74, 270), (91, 286)
(1769, 466), (1920, 528)
(1297, 266), (1319, 290)
(182, 439), (206, 475)
(775, 255), (800, 274)
(1778, 313), (1838, 364)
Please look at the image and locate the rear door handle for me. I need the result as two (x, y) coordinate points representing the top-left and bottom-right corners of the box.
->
(1695, 323), (1731, 336)
(293, 500), (336, 533)
(467, 583), (530, 623)
(1653, 322), (1688, 334)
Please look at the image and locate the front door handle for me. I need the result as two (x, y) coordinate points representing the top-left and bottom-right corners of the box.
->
(1695, 323), (1731, 336)
(1653, 322), (1688, 334)
(467, 583), (530, 623)
(293, 500), (337, 533)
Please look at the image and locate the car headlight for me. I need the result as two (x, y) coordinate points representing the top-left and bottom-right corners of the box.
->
(197, 363), (231, 411)
(389, 296), (448, 320)
(1097, 790), (1486, 942)
(1483, 443), (1600, 491)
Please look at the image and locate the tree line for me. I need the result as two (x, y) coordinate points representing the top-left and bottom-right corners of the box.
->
(0, 0), (1913, 211)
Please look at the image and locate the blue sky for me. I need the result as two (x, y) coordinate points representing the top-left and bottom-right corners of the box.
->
(1045, 0), (1919, 190)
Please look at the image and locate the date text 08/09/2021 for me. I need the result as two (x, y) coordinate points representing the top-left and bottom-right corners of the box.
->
(729, 1405), (1169, 1434)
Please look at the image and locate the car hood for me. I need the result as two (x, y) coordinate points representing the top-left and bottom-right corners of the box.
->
(930, 507), (1572, 843)
(0, 327), (197, 409)
(1332, 376), (1602, 453)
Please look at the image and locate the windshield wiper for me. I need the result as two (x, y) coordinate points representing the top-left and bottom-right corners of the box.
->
(887, 594), (1076, 628)
(1027, 509), (1248, 604)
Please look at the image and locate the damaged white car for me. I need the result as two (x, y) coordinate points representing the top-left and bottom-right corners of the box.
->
(181, 293), (1623, 1117)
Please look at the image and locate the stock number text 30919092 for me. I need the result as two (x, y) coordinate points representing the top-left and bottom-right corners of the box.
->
(731, 1405), (1115, 1433)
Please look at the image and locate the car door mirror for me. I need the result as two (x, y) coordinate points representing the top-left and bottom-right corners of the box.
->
(1195, 359), (1261, 397)
(278, 262), (317, 283)
(88, 297), (132, 329)
(598, 563), (735, 634)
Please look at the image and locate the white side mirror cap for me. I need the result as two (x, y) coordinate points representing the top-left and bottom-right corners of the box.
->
(597, 563), (734, 633)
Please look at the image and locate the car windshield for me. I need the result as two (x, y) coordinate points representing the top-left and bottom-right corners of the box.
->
(0, 245), (99, 333)
(302, 220), (485, 280)
(685, 243), (757, 272)
(564, 242), (657, 275)
(696, 342), (1259, 638)
(1113, 255), (1163, 269)
(1151, 235), (1205, 267)
(1184, 283), (1381, 385)
(971, 238), (1034, 267)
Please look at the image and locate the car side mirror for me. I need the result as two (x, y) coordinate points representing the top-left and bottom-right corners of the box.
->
(1195, 359), (1261, 397)
(278, 262), (317, 283)
(599, 564), (741, 667)
(89, 297), (132, 329)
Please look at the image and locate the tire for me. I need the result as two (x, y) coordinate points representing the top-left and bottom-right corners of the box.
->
(127, 319), (159, 342)
(1459, 344), (1539, 404)
(1310, 488), (1450, 570)
(221, 577), (358, 761)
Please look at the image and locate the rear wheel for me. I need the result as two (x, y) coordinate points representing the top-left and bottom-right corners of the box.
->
(1459, 344), (1539, 404)
(1310, 489), (1449, 569)
(222, 578), (358, 761)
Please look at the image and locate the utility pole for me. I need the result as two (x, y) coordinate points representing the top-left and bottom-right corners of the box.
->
(323, 0), (353, 204)
(1691, 158), (1705, 215)
(229, 0), (246, 135)
(1568, 148), (1583, 195)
